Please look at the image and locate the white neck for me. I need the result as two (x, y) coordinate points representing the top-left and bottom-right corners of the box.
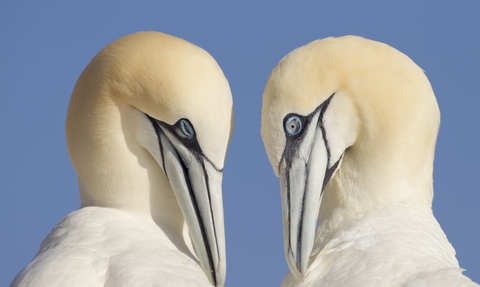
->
(316, 103), (437, 244)
(66, 88), (189, 251)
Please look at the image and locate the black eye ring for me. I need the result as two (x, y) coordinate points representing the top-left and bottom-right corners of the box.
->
(176, 119), (195, 140)
(285, 115), (302, 136)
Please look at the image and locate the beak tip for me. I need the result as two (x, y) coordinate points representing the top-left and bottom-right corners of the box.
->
(286, 259), (306, 282)
(292, 268), (306, 282)
(286, 249), (308, 282)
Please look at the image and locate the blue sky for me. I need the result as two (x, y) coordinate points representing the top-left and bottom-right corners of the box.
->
(1, 1), (479, 286)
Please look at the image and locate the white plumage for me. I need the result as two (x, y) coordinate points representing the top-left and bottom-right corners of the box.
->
(11, 31), (233, 287)
(282, 206), (473, 286)
(261, 36), (479, 286)
(12, 208), (212, 287)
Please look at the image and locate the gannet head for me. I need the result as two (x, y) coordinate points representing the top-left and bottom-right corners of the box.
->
(66, 32), (233, 286)
(261, 36), (439, 280)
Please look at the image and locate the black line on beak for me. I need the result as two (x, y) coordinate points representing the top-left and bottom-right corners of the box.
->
(146, 114), (218, 285)
(282, 108), (318, 261)
(323, 155), (342, 191)
(147, 115), (167, 177)
(297, 159), (308, 270)
(199, 158), (221, 281)
(316, 94), (338, 192)
(280, 93), (336, 270)
(177, 154), (217, 286)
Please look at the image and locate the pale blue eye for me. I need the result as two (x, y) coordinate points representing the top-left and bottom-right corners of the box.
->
(178, 119), (194, 140)
(285, 116), (302, 136)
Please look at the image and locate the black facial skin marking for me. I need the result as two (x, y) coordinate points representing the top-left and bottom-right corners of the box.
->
(147, 115), (168, 176)
(174, 146), (218, 286)
(158, 118), (203, 153)
(145, 114), (220, 285)
(279, 93), (340, 267)
(146, 115), (223, 172)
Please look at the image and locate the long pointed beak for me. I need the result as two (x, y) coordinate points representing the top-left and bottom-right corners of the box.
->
(150, 119), (226, 286)
(279, 110), (334, 281)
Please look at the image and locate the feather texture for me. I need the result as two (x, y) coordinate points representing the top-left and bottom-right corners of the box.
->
(11, 207), (211, 287)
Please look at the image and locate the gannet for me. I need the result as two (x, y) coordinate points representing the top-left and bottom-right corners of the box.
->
(261, 36), (479, 286)
(11, 31), (233, 287)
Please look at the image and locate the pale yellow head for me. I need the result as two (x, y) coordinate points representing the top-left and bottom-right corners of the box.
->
(65, 32), (233, 286)
(262, 35), (439, 207)
(261, 36), (439, 279)
(67, 31), (233, 211)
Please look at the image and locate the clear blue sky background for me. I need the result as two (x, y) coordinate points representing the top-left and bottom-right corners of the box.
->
(1, 1), (479, 286)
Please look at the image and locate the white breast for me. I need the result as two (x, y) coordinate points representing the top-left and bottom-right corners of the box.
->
(280, 206), (477, 287)
(11, 207), (211, 287)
